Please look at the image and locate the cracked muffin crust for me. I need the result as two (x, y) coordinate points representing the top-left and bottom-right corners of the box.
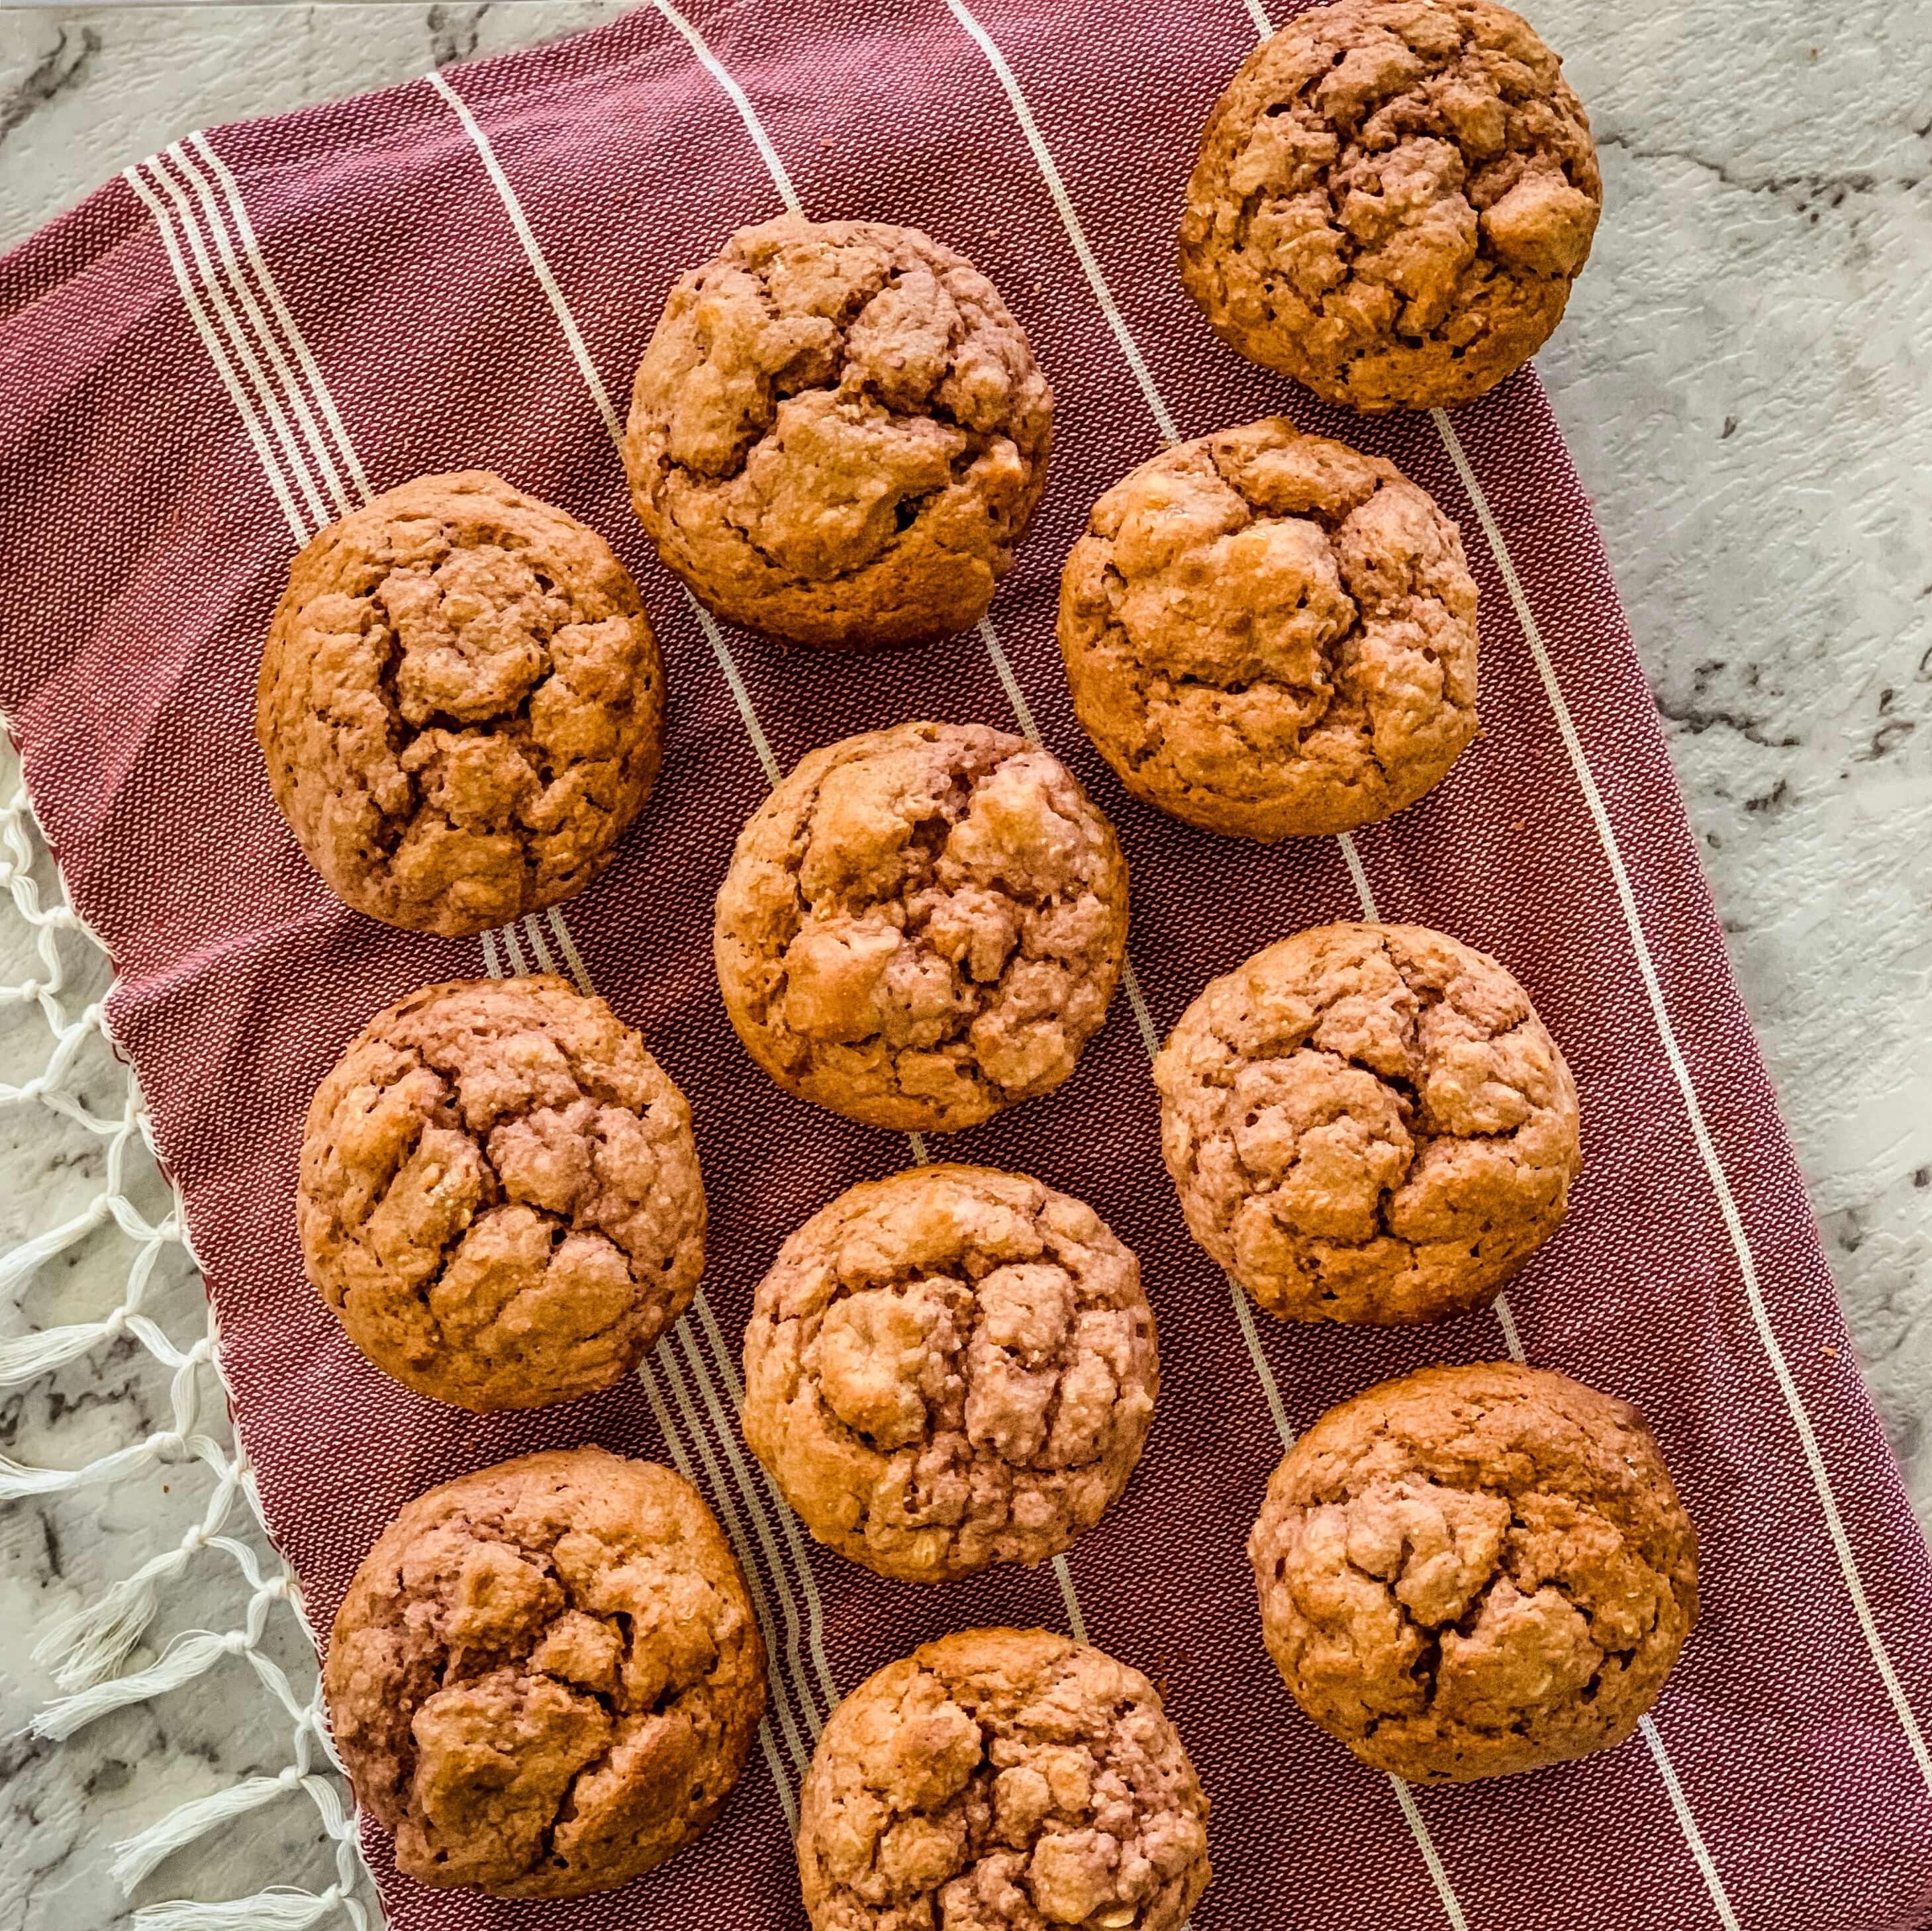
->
(797, 1628), (1210, 1930)
(714, 722), (1130, 1133)
(325, 1448), (766, 1897)
(743, 1164), (1157, 1583)
(1059, 418), (1478, 838)
(258, 471), (662, 935)
(299, 976), (705, 1411)
(1154, 921), (1578, 1323)
(1179, 0), (1602, 411)
(1249, 1362), (1698, 1781)
(624, 215), (1053, 650)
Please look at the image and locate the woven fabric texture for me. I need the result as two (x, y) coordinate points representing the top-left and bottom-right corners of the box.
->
(1, 3), (1929, 1928)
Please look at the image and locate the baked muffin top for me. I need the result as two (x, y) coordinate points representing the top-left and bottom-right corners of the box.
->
(742, 1163), (1157, 1581)
(299, 975), (704, 1411)
(626, 216), (1051, 649)
(1180, 0), (1600, 410)
(797, 1628), (1210, 1930)
(324, 1448), (765, 1897)
(257, 471), (660, 935)
(1250, 1362), (1698, 1781)
(1059, 418), (1478, 838)
(1155, 921), (1579, 1323)
(715, 722), (1129, 1132)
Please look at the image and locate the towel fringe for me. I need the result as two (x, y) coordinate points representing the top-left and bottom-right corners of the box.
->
(0, 1206), (183, 1388)
(0, 1429), (191, 1500)
(112, 1768), (311, 1888)
(0, 1306), (122, 1383)
(0, 771), (376, 1926)
(32, 1460), (244, 1689)
(34, 1628), (248, 1740)
(130, 1885), (346, 1931)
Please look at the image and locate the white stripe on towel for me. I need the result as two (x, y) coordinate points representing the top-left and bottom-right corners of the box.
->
(426, 64), (845, 1795)
(608, 0), (1115, 1680)
(935, 1), (1755, 1920)
(1433, 404), (1932, 1795)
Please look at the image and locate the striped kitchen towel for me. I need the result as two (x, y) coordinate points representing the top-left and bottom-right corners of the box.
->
(1, 2), (1928, 1928)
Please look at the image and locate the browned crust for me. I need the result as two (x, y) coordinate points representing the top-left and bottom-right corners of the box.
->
(257, 470), (661, 935)
(1249, 1363), (1698, 1781)
(324, 1448), (766, 1897)
(625, 215), (1052, 649)
(797, 1627), (1210, 1928)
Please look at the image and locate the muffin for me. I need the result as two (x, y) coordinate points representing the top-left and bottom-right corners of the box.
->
(258, 470), (661, 935)
(1249, 1363), (1699, 1781)
(299, 976), (704, 1411)
(625, 215), (1053, 649)
(714, 722), (1130, 1132)
(324, 1448), (765, 1896)
(797, 1628), (1210, 1930)
(1154, 921), (1579, 1323)
(743, 1163), (1158, 1581)
(1059, 418), (1478, 837)
(1179, 0), (1602, 411)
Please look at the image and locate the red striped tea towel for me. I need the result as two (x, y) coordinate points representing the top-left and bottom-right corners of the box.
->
(2, 3), (1929, 1927)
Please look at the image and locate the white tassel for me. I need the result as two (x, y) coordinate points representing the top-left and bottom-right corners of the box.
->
(132, 1887), (343, 1931)
(0, 792), (377, 1931)
(36, 1482), (239, 1688)
(32, 1628), (242, 1740)
(0, 1430), (178, 1501)
(34, 1568), (163, 1689)
(0, 1196), (111, 1290)
(111, 1768), (304, 1888)
(0, 1309), (126, 1387)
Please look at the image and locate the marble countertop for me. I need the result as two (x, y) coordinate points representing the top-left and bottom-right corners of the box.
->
(1, 2), (1928, 1926)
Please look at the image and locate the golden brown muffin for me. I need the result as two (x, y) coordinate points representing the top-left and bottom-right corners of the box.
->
(1059, 418), (1478, 837)
(1249, 1363), (1699, 1781)
(624, 215), (1053, 649)
(1154, 921), (1579, 1323)
(257, 471), (661, 935)
(1179, 0), (1602, 412)
(714, 722), (1129, 1133)
(742, 1164), (1157, 1582)
(324, 1448), (766, 1897)
(797, 1628), (1210, 1930)
(299, 976), (704, 1411)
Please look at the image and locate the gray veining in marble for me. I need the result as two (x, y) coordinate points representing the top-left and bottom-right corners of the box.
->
(0, 1), (1927, 1926)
